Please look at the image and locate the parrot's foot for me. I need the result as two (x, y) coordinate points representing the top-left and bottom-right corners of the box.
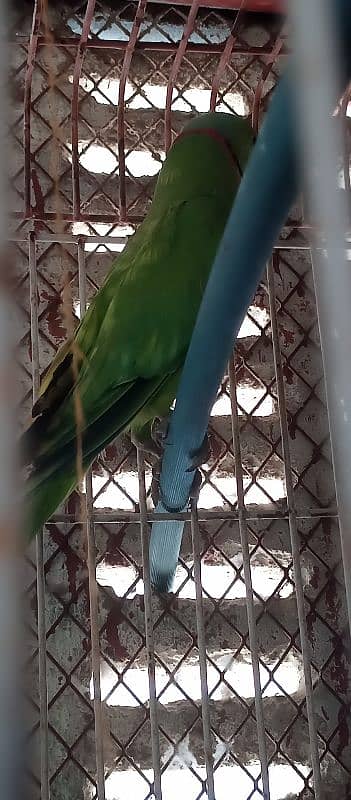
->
(151, 464), (203, 506)
(186, 435), (211, 472)
(151, 461), (162, 507)
(131, 431), (162, 458)
(131, 415), (170, 459)
(189, 468), (203, 501)
(151, 415), (170, 450)
(150, 433), (211, 507)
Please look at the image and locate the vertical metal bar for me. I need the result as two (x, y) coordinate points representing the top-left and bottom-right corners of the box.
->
(190, 500), (215, 800)
(209, 0), (246, 112)
(210, 34), (234, 112)
(289, 0), (351, 635)
(136, 448), (162, 800)
(71, 0), (97, 218)
(117, 0), (147, 221)
(228, 358), (270, 800)
(77, 241), (106, 800)
(164, 0), (200, 153)
(23, 0), (42, 216)
(251, 37), (283, 136)
(267, 257), (322, 798)
(0, 282), (22, 800)
(28, 231), (50, 800)
(0, 0), (22, 790)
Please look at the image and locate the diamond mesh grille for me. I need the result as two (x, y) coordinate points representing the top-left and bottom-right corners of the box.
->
(11, 1), (351, 798)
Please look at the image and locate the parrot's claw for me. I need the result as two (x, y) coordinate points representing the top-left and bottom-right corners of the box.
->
(189, 468), (203, 501)
(131, 431), (163, 458)
(151, 462), (161, 507)
(187, 434), (211, 471)
(131, 416), (170, 458)
(150, 432), (210, 507)
(151, 463), (203, 506)
(151, 415), (170, 449)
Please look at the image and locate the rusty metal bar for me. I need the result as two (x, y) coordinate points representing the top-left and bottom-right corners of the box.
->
(0, 294), (21, 800)
(210, 33), (235, 111)
(10, 232), (316, 247)
(151, 0), (284, 10)
(49, 506), (337, 524)
(15, 35), (289, 57)
(117, 0), (148, 221)
(23, 0), (42, 216)
(77, 240), (106, 800)
(71, 0), (97, 218)
(190, 499), (215, 799)
(210, 0), (249, 112)
(164, 0), (200, 152)
(10, 233), (128, 244)
(28, 231), (50, 800)
(11, 209), (312, 227)
(10, 231), (351, 250)
(0, 3), (22, 790)
(267, 257), (321, 797)
(136, 449), (162, 800)
(252, 36), (284, 136)
(289, 0), (351, 636)
(228, 358), (270, 800)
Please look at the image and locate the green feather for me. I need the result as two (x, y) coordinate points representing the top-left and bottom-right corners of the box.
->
(22, 112), (254, 539)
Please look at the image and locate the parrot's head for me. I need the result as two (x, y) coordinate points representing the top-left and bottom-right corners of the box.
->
(153, 111), (255, 209)
(179, 111), (255, 177)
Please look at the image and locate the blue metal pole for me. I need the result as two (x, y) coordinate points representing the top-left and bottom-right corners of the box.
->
(149, 0), (351, 592)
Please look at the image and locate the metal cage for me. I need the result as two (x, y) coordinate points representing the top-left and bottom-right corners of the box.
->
(9, 1), (351, 798)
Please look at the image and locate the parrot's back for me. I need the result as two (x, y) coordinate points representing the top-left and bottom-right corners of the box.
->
(22, 112), (254, 538)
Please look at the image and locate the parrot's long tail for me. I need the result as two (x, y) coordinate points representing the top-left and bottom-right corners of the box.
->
(22, 373), (171, 540)
(25, 460), (83, 542)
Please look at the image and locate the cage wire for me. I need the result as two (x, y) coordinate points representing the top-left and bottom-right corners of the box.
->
(6, 0), (351, 798)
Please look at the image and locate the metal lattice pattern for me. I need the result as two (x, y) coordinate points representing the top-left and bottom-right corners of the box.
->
(9, 1), (351, 798)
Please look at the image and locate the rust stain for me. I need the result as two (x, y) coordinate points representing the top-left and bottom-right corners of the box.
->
(325, 576), (342, 624)
(105, 604), (128, 661)
(45, 297), (67, 342)
(287, 412), (297, 440)
(309, 564), (320, 591)
(105, 528), (129, 567)
(31, 168), (44, 215)
(254, 287), (266, 309)
(329, 635), (350, 696)
(306, 608), (316, 648)
(102, 444), (118, 469)
(273, 258), (283, 281)
(282, 363), (294, 385)
(336, 705), (350, 758)
(280, 327), (295, 348)
(49, 524), (82, 602)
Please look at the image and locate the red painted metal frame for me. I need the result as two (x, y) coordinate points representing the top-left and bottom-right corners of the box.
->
(152, 0), (285, 12)
(20, 0), (289, 228)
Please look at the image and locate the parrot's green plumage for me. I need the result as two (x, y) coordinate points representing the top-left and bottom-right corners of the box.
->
(22, 112), (254, 538)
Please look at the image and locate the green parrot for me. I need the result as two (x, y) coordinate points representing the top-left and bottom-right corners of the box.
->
(22, 111), (254, 539)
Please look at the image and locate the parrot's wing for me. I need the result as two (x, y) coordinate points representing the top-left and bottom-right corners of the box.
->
(24, 196), (216, 471)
